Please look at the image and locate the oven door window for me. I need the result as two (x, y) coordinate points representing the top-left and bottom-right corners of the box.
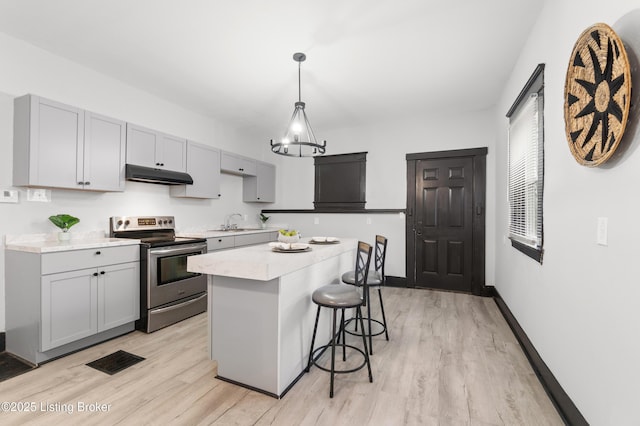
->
(156, 252), (201, 285)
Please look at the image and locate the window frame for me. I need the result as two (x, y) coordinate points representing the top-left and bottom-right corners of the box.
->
(506, 64), (545, 263)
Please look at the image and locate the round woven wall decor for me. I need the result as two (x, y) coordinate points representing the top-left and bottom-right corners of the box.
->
(564, 23), (632, 166)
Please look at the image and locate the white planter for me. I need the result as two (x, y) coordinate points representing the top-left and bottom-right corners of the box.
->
(57, 231), (71, 241)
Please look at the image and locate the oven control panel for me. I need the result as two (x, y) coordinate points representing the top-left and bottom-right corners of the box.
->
(110, 216), (175, 232)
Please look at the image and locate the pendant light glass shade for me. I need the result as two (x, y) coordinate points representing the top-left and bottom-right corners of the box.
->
(271, 53), (326, 157)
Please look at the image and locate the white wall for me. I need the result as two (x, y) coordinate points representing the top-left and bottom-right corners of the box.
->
(0, 33), (268, 332)
(494, 1), (640, 424)
(264, 109), (497, 281)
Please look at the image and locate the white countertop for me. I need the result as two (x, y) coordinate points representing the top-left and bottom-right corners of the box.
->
(188, 237), (357, 281)
(177, 227), (278, 239)
(5, 231), (140, 253)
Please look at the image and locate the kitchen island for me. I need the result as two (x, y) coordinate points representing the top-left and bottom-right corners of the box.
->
(187, 237), (356, 397)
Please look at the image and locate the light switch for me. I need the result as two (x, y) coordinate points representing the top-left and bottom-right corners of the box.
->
(313, 217), (319, 225)
(597, 217), (608, 246)
(366, 217), (372, 225)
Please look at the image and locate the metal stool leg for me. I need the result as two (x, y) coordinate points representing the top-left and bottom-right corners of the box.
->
(330, 308), (337, 398)
(306, 305), (321, 372)
(357, 306), (373, 382)
(366, 287), (373, 355)
(340, 308), (346, 361)
(378, 288), (389, 341)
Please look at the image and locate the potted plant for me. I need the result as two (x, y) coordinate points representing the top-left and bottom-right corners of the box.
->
(259, 213), (270, 229)
(49, 214), (80, 241)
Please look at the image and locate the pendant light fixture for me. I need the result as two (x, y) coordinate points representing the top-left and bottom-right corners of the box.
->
(271, 52), (326, 157)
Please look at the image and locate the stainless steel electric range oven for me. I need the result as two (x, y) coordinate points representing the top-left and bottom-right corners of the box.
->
(110, 216), (207, 333)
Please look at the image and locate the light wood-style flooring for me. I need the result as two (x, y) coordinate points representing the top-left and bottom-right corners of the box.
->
(0, 288), (563, 425)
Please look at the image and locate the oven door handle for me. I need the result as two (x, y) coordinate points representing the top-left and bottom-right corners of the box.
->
(152, 293), (207, 314)
(149, 244), (207, 256)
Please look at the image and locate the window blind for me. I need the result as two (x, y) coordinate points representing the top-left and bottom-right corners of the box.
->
(508, 93), (543, 248)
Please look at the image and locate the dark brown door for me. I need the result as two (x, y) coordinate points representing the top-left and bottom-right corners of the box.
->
(406, 148), (486, 294)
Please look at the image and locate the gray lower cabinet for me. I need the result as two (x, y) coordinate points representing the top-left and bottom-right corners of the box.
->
(206, 232), (278, 252)
(6, 245), (140, 365)
(13, 94), (126, 191)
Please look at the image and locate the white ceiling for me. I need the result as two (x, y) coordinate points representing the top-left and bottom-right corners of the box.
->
(0, 0), (544, 135)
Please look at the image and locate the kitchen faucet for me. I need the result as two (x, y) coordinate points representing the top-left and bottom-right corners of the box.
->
(224, 213), (243, 230)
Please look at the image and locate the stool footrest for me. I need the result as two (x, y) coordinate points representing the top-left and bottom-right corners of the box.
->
(309, 344), (368, 375)
(344, 317), (387, 338)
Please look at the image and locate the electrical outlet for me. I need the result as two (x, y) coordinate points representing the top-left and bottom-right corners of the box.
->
(366, 217), (372, 225)
(0, 189), (18, 203)
(314, 217), (320, 225)
(27, 188), (51, 202)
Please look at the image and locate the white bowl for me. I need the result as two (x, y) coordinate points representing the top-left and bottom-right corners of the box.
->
(278, 233), (300, 244)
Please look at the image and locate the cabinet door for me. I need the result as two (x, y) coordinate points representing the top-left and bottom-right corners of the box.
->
(98, 262), (140, 331)
(41, 268), (98, 351)
(126, 124), (158, 168)
(159, 133), (187, 172)
(83, 112), (126, 191)
(18, 96), (85, 189)
(171, 141), (220, 199)
(221, 151), (256, 176)
(256, 162), (276, 202)
(243, 161), (276, 202)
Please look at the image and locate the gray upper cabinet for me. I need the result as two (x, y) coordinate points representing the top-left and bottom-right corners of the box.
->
(220, 151), (257, 176)
(126, 123), (187, 172)
(243, 161), (276, 202)
(13, 95), (126, 191)
(83, 112), (127, 191)
(170, 141), (221, 199)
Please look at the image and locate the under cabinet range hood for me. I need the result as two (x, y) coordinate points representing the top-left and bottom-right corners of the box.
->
(125, 164), (194, 185)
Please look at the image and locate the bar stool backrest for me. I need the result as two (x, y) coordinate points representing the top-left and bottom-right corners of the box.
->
(355, 241), (373, 293)
(374, 235), (388, 281)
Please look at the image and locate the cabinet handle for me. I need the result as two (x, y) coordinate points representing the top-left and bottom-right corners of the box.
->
(156, 163), (160, 166)
(77, 181), (84, 185)
(84, 181), (90, 185)
(160, 163), (165, 166)
(257, 197), (260, 200)
(218, 239), (222, 242)
(95, 251), (101, 255)
(239, 168), (243, 171)
(93, 272), (98, 277)
(100, 271), (105, 275)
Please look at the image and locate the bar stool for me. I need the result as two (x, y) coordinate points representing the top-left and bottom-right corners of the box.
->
(306, 241), (374, 398)
(341, 235), (389, 355)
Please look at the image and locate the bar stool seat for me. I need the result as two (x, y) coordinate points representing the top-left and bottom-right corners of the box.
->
(312, 284), (363, 307)
(341, 270), (383, 286)
(306, 241), (374, 398)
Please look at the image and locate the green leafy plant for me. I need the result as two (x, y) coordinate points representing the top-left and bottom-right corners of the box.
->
(49, 214), (80, 232)
(259, 213), (270, 223)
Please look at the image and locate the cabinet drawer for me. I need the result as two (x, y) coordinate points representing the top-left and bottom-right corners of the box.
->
(42, 245), (140, 275)
(207, 236), (235, 251)
(234, 233), (270, 247)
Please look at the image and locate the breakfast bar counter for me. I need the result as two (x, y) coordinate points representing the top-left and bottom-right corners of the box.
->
(188, 238), (356, 397)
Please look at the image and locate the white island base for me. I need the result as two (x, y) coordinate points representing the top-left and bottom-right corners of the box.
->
(188, 238), (356, 397)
